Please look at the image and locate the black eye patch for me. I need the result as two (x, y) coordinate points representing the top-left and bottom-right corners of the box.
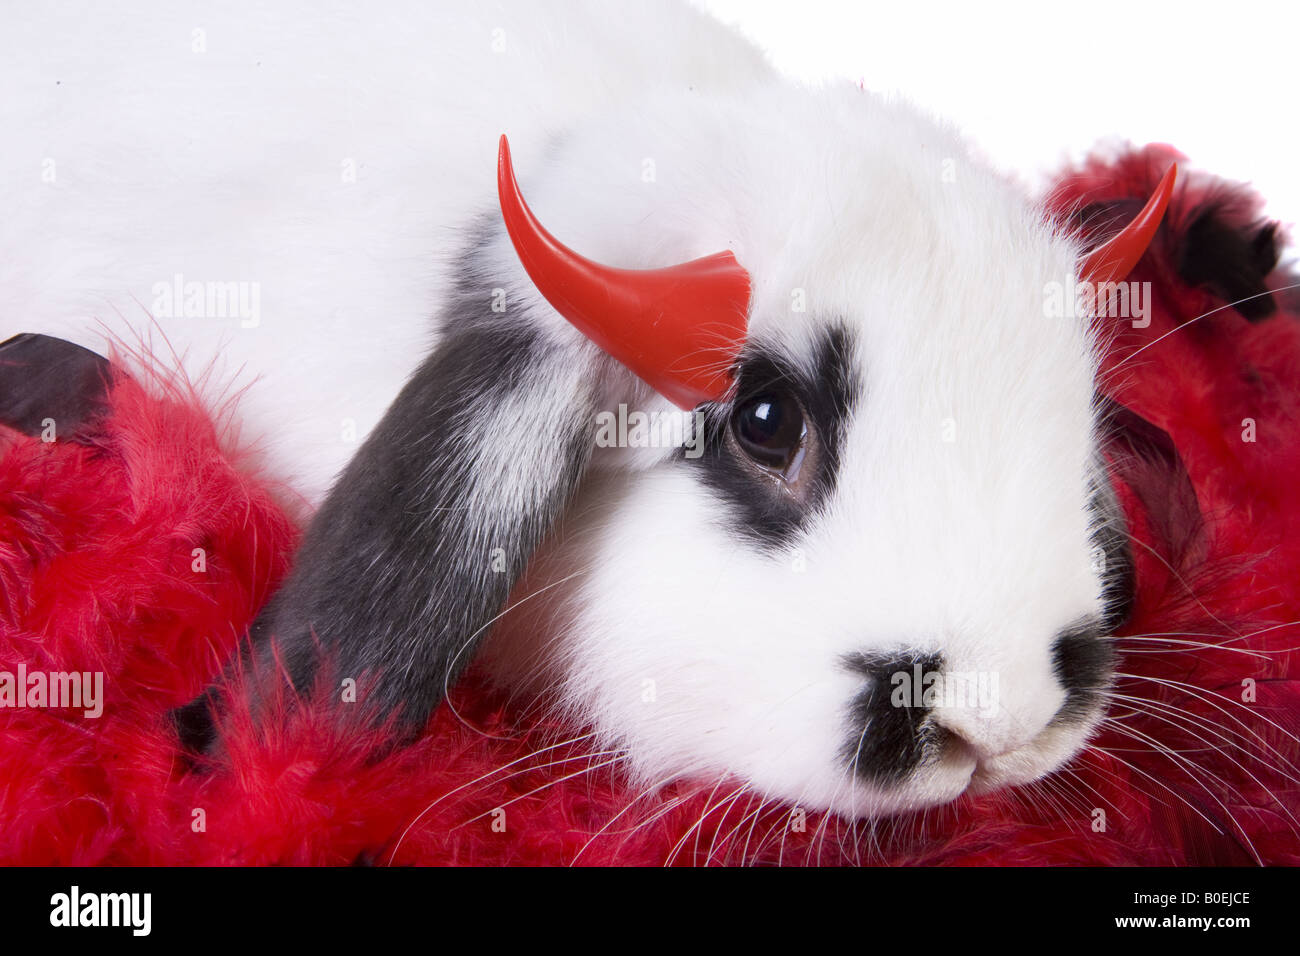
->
(686, 324), (861, 550)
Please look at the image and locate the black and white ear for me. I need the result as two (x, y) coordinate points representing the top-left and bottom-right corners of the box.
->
(174, 139), (754, 753)
(179, 281), (608, 750)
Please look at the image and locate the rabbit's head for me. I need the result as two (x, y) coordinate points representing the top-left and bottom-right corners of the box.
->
(240, 83), (1171, 818)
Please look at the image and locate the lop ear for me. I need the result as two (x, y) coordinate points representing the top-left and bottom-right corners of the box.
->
(176, 139), (753, 753)
(179, 286), (606, 751)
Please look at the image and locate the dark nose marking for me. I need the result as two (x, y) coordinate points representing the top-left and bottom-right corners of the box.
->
(840, 651), (948, 784)
(1050, 619), (1115, 724)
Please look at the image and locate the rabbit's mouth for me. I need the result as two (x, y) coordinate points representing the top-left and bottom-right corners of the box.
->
(827, 699), (1112, 817)
(965, 713), (1107, 796)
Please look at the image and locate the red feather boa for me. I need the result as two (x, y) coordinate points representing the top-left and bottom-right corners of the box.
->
(2, 146), (1297, 865)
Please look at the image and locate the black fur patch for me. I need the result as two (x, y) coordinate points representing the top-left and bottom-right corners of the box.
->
(690, 324), (860, 550)
(1050, 618), (1115, 724)
(1177, 208), (1280, 321)
(1041, 420), (1138, 728)
(178, 225), (600, 750)
(246, 327), (591, 736)
(840, 651), (948, 784)
(1088, 452), (1136, 634)
(1076, 197), (1282, 321)
(0, 333), (112, 438)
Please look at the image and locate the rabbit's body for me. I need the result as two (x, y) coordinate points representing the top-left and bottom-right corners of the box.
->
(3, 1), (1132, 818)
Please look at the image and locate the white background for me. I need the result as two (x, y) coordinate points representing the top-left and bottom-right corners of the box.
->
(699, 0), (1297, 231)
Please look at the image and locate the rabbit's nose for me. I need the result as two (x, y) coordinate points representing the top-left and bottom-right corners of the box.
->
(841, 648), (1050, 771)
(930, 627), (1113, 760)
(929, 698), (1031, 762)
(933, 621), (1117, 760)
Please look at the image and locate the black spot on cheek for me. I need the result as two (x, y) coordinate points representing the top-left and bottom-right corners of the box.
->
(1050, 622), (1115, 724)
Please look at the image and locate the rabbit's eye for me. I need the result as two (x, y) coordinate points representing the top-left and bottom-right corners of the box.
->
(732, 392), (807, 476)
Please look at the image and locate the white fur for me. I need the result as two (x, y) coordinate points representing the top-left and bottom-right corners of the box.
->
(2, 1), (1111, 818)
(0, 0), (770, 507)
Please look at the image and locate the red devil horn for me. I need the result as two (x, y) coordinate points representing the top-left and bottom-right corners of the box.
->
(496, 135), (751, 409)
(1080, 163), (1178, 285)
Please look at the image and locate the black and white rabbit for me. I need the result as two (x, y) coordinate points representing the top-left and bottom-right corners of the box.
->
(0, 0), (1171, 817)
